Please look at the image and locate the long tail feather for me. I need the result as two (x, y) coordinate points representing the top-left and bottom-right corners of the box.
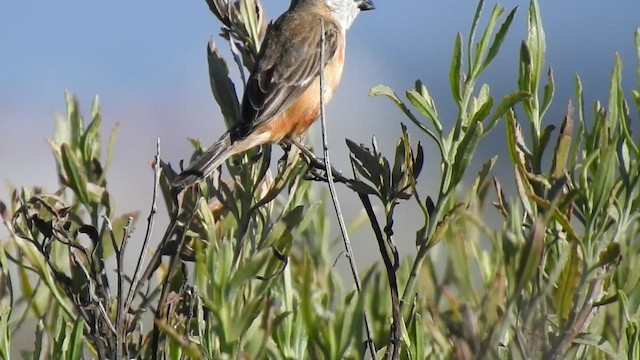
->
(172, 132), (236, 191)
(172, 131), (270, 192)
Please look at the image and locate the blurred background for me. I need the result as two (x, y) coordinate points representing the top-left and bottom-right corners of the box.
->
(0, 0), (638, 291)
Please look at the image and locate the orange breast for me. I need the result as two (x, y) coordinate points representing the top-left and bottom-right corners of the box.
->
(265, 41), (346, 142)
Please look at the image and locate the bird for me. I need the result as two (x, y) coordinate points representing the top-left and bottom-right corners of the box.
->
(172, 0), (375, 192)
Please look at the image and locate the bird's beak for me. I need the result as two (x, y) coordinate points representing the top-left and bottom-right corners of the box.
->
(357, 0), (375, 11)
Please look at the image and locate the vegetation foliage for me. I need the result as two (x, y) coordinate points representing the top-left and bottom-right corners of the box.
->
(1, 0), (640, 358)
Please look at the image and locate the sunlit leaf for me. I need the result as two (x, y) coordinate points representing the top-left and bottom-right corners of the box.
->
(208, 40), (241, 129)
(551, 102), (573, 179)
(555, 242), (582, 326)
(61, 144), (90, 205)
(450, 33), (463, 104)
(515, 218), (545, 293)
(481, 6), (518, 73)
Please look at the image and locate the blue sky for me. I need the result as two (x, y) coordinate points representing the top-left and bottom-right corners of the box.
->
(0, 0), (639, 258)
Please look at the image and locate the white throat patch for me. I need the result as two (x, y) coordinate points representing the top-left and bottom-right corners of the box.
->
(325, 0), (361, 29)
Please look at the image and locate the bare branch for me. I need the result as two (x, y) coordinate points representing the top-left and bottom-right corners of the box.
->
(318, 19), (377, 359)
(124, 138), (161, 317)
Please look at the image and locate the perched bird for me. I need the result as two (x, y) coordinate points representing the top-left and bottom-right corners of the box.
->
(172, 0), (375, 192)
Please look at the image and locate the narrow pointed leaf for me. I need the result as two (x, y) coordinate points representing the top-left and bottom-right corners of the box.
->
(551, 102), (574, 178)
(555, 242), (582, 326)
(61, 144), (90, 205)
(481, 6), (518, 72)
(486, 91), (531, 134)
(450, 33), (463, 104)
(208, 40), (241, 129)
(515, 218), (545, 293)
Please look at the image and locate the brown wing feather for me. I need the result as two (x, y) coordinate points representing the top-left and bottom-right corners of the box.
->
(238, 12), (339, 138)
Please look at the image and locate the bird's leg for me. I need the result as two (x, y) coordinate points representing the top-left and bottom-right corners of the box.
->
(287, 137), (323, 163)
(283, 137), (351, 185)
(279, 140), (292, 153)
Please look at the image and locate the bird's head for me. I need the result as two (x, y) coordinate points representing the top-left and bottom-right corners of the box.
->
(324, 0), (375, 29)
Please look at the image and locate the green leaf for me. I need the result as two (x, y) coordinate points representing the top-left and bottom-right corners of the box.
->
(407, 86), (442, 135)
(80, 106), (101, 169)
(518, 41), (532, 93)
(68, 317), (84, 360)
(597, 242), (622, 269)
(573, 333), (619, 358)
(101, 122), (120, 183)
(450, 33), (463, 105)
(154, 318), (203, 358)
(540, 67), (555, 119)
(239, 0), (262, 52)
(610, 53), (640, 157)
(61, 144), (90, 205)
(591, 145), (617, 216)
(538, 124), (555, 160)
(53, 318), (66, 357)
(526, 0), (546, 90)
(468, 0), (485, 66)
(551, 102), (573, 179)
(527, 193), (580, 242)
(412, 141), (424, 180)
(227, 249), (269, 299)
(260, 205), (304, 249)
(90, 94), (100, 119)
(370, 84), (442, 150)
(469, 156), (497, 200)
(53, 110), (71, 149)
(470, 88), (494, 124)
(481, 6), (518, 73)
(194, 240), (214, 309)
(392, 136), (406, 190)
(486, 91), (531, 134)
(408, 313), (425, 360)
(17, 263), (41, 318)
(207, 40), (241, 129)
(451, 122), (483, 185)
(624, 320), (640, 360)
(250, 149), (304, 212)
(415, 80), (441, 121)
(0, 247), (12, 360)
(515, 218), (545, 294)
(348, 179), (378, 196)
(504, 109), (527, 167)
(425, 204), (462, 250)
(34, 321), (45, 359)
(230, 296), (264, 340)
(554, 242), (582, 326)
(473, 5), (503, 78)
(101, 188), (116, 219)
(568, 75), (585, 171)
(65, 91), (83, 148)
(606, 53), (624, 128)
(346, 139), (383, 187)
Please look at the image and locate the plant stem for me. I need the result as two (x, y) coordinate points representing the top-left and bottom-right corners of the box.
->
(318, 19), (376, 359)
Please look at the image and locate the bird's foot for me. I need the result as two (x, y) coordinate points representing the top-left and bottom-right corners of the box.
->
(283, 138), (351, 185)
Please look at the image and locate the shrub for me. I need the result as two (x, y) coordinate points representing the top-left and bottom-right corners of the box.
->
(1, 0), (639, 358)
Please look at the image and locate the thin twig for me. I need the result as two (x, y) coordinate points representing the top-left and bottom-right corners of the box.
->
(136, 209), (180, 298)
(111, 215), (134, 360)
(124, 138), (161, 314)
(318, 19), (376, 359)
(357, 193), (401, 360)
(68, 249), (117, 336)
(151, 198), (199, 360)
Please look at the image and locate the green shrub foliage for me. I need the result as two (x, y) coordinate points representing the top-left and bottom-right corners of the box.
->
(1, 0), (640, 358)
